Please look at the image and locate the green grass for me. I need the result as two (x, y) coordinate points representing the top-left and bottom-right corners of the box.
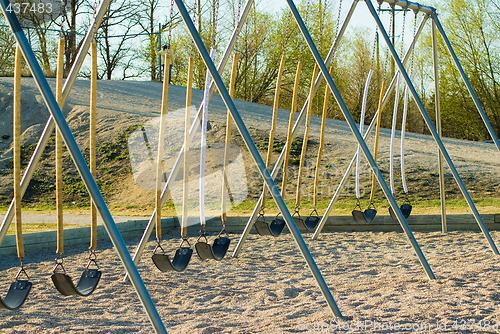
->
(6, 223), (91, 235)
(1, 196), (498, 235)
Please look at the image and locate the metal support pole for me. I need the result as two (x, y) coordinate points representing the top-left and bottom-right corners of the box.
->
(366, 0), (499, 255)
(0, 0), (112, 247)
(173, 0), (343, 318)
(232, 0), (359, 258)
(0, 4), (167, 333)
(123, 0), (255, 282)
(311, 14), (429, 240)
(288, 0), (435, 279)
(432, 19), (447, 233)
(432, 16), (500, 151)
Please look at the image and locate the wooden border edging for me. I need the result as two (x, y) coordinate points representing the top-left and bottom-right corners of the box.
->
(0, 214), (498, 256)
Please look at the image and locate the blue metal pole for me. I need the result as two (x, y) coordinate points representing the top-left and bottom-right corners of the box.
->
(0, 0), (113, 247)
(312, 13), (430, 240)
(0, 2), (168, 332)
(232, 0), (360, 258)
(173, 0), (343, 319)
(123, 0), (255, 282)
(432, 15), (500, 151)
(285, 0), (435, 279)
(366, 0), (499, 255)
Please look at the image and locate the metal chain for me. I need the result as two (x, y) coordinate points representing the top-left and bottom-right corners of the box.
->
(318, 0), (327, 52)
(190, 0), (197, 55)
(212, 0), (220, 48)
(400, 7), (407, 60)
(382, 4), (394, 81)
(299, 0), (312, 60)
(235, 0), (242, 51)
(60, 0), (66, 35)
(410, 11), (417, 75)
(370, 2), (382, 69)
(168, 0), (174, 49)
(281, 12), (292, 57)
(334, 0), (342, 38)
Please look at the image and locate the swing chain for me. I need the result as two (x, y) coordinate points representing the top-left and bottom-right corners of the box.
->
(197, 225), (208, 243)
(15, 259), (30, 281)
(153, 238), (166, 255)
(235, 0), (242, 51)
(335, 0), (342, 38)
(299, 0), (312, 60)
(52, 254), (66, 274)
(310, 206), (319, 217)
(410, 11), (418, 75)
(370, 2), (382, 69)
(212, 0), (220, 47)
(86, 249), (100, 270)
(282, 13), (292, 57)
(168, 0), (175, 50)
(179, 237), (191, 248)
(354, 198), (362, 211)
(293, 205), (301, 217)
(400, 6), (407, 58)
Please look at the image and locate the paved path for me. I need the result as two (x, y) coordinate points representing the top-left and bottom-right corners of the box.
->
(0, 212), (147, 225)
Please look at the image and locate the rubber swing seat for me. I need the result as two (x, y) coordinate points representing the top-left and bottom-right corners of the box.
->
(255, 217), (286, 237)
(195, 236), (231, 261)
(351, 208), (377, 223)
(51, 269), (101, 297)
(0, 280), (32, 310)
(152, 247), (192, 272)
(389, 203), (412, 220)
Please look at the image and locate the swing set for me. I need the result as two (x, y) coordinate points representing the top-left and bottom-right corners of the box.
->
(1, 0), (500, 332)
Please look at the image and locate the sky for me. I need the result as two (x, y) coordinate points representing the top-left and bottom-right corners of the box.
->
(257, 0), (422, 43)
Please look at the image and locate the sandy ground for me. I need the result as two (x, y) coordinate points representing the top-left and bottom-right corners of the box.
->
(1, 229), (500, 333)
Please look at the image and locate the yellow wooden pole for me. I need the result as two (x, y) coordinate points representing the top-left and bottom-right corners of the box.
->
(221, 52), (238, 223)
(13, 44), (24, 260)
(90, 41), (98, 251)
(295, 65), (319, 209)
(313, 66), (334, 208)
(182, 55), (195, 237)
(369, 81), (386, 203)
(281, 60), (302, 198)
(56, 37), (65, 255)
(261, 54), (286, 211)
(156, 53), (171, 240)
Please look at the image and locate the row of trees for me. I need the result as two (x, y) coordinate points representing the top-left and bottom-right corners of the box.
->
(0, 0), (499, 142)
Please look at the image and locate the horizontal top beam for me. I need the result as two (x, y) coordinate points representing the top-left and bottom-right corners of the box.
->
(378, 0), (436, 16)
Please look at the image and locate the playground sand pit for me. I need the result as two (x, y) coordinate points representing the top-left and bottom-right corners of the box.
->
(1, 229), (500, 333)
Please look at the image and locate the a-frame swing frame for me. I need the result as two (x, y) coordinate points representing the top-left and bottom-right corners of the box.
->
(310, 0), (500, 254)
(0, 0), (168, 332)
(2, 0), (500, 331)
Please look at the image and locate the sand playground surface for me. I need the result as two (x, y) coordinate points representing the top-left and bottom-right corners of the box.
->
(1, 229), (500, 333)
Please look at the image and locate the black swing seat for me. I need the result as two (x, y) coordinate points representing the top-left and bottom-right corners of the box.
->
(255, 217), (286, 237)
(51, 269), (101, 297)
(303, 216), (320, 230)
(152, 247), (193, 272)
(351, 208), (377, 223)
(195, 236), (231, 261)
(389, 203), (412, 220)
(0, 280), (32, 310)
